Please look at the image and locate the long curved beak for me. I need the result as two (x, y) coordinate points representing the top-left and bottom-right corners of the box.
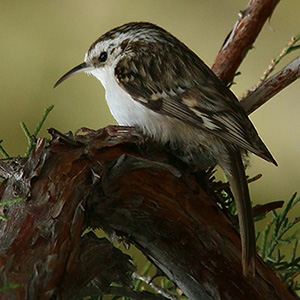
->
(54, 62), (93, 88)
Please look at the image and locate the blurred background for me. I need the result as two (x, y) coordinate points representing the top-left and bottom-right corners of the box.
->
(0, 2), (299, 231)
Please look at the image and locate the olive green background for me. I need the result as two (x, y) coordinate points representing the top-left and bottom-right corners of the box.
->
(1, 2), (299, 221)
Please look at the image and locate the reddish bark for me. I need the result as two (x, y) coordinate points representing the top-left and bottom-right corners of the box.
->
(0, 128), (296, 299)
(0, 0), (298, 299)
(211, 0), (280, 84)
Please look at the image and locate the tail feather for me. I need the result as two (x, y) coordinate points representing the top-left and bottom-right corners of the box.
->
(226, 149), (256, 277)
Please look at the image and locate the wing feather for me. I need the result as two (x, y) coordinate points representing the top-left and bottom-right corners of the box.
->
(115, 43), (277, 165)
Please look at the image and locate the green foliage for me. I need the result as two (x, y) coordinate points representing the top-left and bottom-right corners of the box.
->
(0, 105), (54, 158)
(218, 185), (299, 295)
(0, 283), (21, 292)
(21, 104), (54, 157)
(0, 106), (53, 220)
(260, 33), (300, 82)
(0, 140), (10, 158)
(257, 193), (300, 293)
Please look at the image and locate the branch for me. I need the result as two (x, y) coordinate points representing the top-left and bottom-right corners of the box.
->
(240, 56), (300, 115)
(211, 0), (300, 116)
(0, 1), (298, 299)
(0, 128), (296, 299)
(0, 134), (135, 300)
(211, 0), (280, 85)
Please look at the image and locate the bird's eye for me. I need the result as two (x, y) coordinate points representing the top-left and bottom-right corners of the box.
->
(99, 51), (108, 62)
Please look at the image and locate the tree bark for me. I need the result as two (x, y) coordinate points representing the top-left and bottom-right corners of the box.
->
(0, 0), (298, 299)
(0, 128), (296, 299)
(211, 0), (280, 84)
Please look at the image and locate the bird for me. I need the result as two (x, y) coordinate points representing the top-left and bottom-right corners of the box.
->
(54, 21), (277, 276)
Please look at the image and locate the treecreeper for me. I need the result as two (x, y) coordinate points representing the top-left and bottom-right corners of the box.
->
(54, 22), (277, 277)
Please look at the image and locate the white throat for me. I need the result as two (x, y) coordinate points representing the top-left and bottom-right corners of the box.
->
(90, 65), (147, 126)
(89, 65), (215, 160)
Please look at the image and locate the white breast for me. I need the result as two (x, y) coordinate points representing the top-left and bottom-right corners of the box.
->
(89, 65), (226, 168)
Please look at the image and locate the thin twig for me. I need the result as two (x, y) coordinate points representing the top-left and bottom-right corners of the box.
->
(0, 140), (10, 158)
(134, 261), (153, 291)
(33, 104), (54, 137)
(20, 121), (34, 157)
(133, 273), (178, 300)
(21, 105), (54, 157)
(261, 34), (300, 80)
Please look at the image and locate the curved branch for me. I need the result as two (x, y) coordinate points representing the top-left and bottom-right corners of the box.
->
(0, 1), (297, 299)
(0, 128), (296, 299)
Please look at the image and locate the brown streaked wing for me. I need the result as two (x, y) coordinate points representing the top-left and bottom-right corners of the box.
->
(115, 48), (277, 165)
